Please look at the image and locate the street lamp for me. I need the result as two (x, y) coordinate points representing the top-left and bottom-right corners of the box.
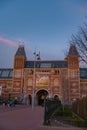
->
(32, 51), (40, 109)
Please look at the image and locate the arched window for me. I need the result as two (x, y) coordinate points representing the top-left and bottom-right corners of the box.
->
(54, 95), (59, 100)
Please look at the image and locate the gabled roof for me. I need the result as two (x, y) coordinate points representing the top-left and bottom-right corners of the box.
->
(68, 44), (78, 56)
(15, 45), (26, 57)
(25, 60), (68, 68)
(0, 69), (13, 79)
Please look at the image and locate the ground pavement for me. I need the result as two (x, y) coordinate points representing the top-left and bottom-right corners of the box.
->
(0, 105), (86, 130)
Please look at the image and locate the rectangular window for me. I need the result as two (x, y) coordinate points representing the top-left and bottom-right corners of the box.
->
(71, 70), (78, 78)
(7, 83), (12, 89)
(40, 63), (51, 68)
(1, 70), (10, 77)
(9, 70), (13, 77)
(14, 70), (21, 78)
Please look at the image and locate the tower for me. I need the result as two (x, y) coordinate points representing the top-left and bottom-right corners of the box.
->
(68, 44), (80, 103)
(12, 45), (26, 100)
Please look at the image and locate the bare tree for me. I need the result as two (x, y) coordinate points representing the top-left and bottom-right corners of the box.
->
(70, 23), (87, 64)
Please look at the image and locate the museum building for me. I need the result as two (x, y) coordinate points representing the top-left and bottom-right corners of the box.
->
(0, 44), (87, 105)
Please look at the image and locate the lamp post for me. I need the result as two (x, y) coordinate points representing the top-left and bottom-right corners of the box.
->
(32, 51), (40, 109)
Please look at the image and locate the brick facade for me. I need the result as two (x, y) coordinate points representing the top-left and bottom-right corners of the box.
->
(0, 44), (87, 105)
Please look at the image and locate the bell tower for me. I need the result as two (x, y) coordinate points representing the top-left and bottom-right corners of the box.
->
(68, 44), (80, 104)
(13, 45), (27, 100)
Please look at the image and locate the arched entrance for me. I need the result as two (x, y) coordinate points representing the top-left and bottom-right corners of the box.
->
(54, 95), (59, 100)
(28, 94), (32, 105)
(36, 89), (48, 106)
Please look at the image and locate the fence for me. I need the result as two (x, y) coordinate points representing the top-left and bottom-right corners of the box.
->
(43, 98), (62, 125)
(72, 97), (87, 120)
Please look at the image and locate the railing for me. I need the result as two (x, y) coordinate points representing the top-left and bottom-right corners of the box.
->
(43, 98), (62, 125)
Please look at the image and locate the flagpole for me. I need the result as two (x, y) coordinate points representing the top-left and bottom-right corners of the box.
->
(32, 51), (37, 109)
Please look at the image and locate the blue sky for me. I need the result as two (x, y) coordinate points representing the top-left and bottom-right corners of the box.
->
(0, 0), (87, 67)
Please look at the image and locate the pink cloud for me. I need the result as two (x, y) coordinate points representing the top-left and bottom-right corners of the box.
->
(0, 37), (17, 47)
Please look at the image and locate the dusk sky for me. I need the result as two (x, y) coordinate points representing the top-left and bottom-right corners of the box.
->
(0, 0), (87, 68)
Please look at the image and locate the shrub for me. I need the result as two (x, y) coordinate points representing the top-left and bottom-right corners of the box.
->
(52, 106), (72, 117)
(52, 106), (86, 127)
(70, 118), (86, 127)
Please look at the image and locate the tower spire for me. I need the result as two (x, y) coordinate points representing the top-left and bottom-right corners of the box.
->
(15, 44), (26, 58)
(68, 44), (79, 56)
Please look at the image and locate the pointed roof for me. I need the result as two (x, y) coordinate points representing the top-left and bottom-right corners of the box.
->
(15, 45), (26, 57)
(68, 44), (79, 56)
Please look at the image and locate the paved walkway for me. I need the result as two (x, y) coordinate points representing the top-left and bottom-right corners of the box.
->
(0, 105), (86, 130)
